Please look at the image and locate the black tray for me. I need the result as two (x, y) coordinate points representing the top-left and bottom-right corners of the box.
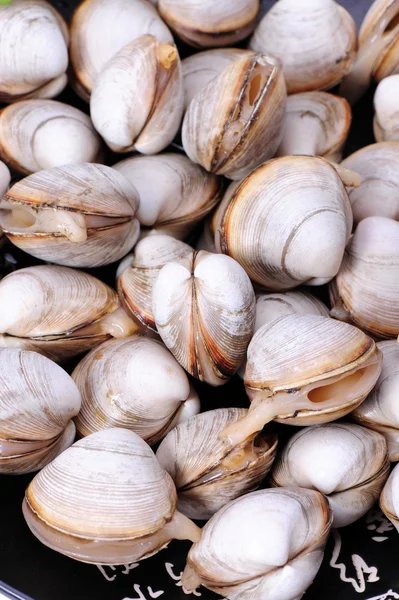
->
(2, 0), (399, 599)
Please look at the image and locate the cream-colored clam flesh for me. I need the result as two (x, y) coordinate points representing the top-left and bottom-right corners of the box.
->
(215, 156), (353, 290)
(182, 48), (254, 109)
(330, 216), (399, 338)
(23, 428), (201, 564)
(250, 0), (356, 94)
(157, 408), (277, 520)
(73, 336), (200, 445)
(0, 0), (68, 103)
(0, 163), (140, 268)
(374, 76), (399, 142)
(380, 462), (399, 532)
(113, 153), (222, 239)
(182, 53), (287, 181)
(158, 0), (259, 48)
(221, 315), (382, 448)
(181, 488), (332, 599)
(341, 142), (399, 223)
(340, 0), (399, 105)
(0, 265), (137, 363)
(277, 91), (351, 162)
(117, 235), (193, 333)
(90, 35), (184, 154)
(152, 250), (255, 386)
(271, 423), (389, 528)
(0, 100), (102, 174)
(353, 341), (399, 461)
(70, 0), (173, 100)
(0, 348), (81, 474)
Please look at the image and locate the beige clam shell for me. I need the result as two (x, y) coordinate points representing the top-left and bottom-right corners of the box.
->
(215, 156), (353, 290)
(374, 75), (399, 142)
(330, 216), (399, 338)
(69, 0), (173, 100)
(0, 0), (69, 103)
(353, 341), (399, 461)
(271, 423), (389, 528)
(23, 428), (201, 564)
(0, 163), (140, 268)
(117, 235), (193, 333)
(152, 250), (256, 386)
(0, 348), (81, 474)
(181, 488), (332, 599)
(182, 53), (287, 181)
(380, 462), (399, 532)
(113, 153), (223, 239)
(90, 35), (184, 154)
(72, 336), (200, 445)
(157, 407), (277, 520)
(250, 0), (356, 94)
(0, 99), (102, 174)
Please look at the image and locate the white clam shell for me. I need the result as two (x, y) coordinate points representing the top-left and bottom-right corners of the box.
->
(250, 0), (356, 94)
(152, 250), (256, 386)
(70, 0), (173, 100)
(374, 75), (399, 142)
(158, 0), (259, 48)
(353, 341), (399, 460)
(157, 407), (278, 520)
(341, 142), (399, 224)
(90, 35), (184, 154)
(215, 156), (353, 290)
(113, 153), (222, 239)
(23, 428), (201, 564)
(182, 487), (332, 600)
(380, 462), (399, 532)
(182, 53), (287, 181)
(0, 99), (102, 174)
(271, 423), (389, 528)
(0, 0), (69, 103)
(0, 348), (81, 474)
(330, 216), (399, 338)
(117, 235), (193, 332)
(0, 163), (140, 268)
(72, 336), (200, 445)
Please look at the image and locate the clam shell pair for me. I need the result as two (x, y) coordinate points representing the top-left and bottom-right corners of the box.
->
(0, 348), (81, 474)
(23, 429), (201, 564)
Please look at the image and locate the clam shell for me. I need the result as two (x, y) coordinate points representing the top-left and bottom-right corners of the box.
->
(374, 75), (399, 142)
(380, 462), (399, 532)
(157, 407), (277, 520)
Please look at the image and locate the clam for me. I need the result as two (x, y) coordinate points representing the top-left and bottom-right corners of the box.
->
(0, 0), (68, 103)
(381, 462), (399, 532)
(341, 142), (399, 224)
(70, 0), (173, 101)
(158, 0), (259, 48)
(182, 53), (287, 181)
(72, 336), (200, 445)
(374, 75), (399, 142)
(271, 423), (390, 527)
(0, 163), (140, 268)
(152, 250), (255, 386)
(0, 265), (137, 363)
(215, 156), (353, 290)
(277, 91), (351, 162)
(23, 428), (201, 564)
(249, 0), (356, 94)
(90, 35), (184, 154)
(352, 341), (399, 461)
(0, 100), (102, 175)
(182, 488), (332, 599)
(113, 153), (223, 239)
(220, 314), (382, 448)
(117, 235), (193, 333)
(0, 160), (10, 198)
(330, 216), (399, 338)
(0, 348), (81, 475)
(156, 408), (277, 520)
(182, 48), (254, 109)
(340, 0), (399, 104)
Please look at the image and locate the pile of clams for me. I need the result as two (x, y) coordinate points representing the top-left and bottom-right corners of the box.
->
(1, 0), (399, 598)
